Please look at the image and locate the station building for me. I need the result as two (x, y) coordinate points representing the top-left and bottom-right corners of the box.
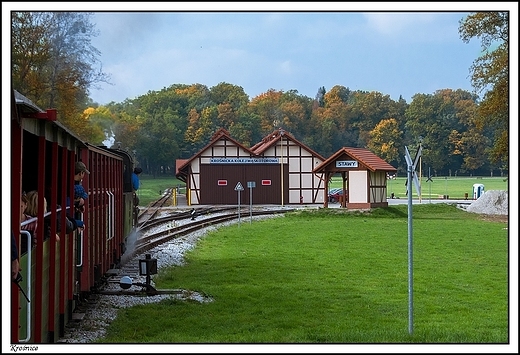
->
(313, 147), (398, 209)
(176, 128), (326, 205)
(176, 128), (397, 208)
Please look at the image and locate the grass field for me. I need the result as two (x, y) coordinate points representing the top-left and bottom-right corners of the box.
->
(99, 204), (509, 344)
(331, 176), (509, 200)
(135, 175), (184, 206)
(136, 175), (509, 206)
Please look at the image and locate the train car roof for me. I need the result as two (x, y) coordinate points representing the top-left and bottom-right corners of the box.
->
(14, 89), (88, 149)
(14, 89), (42, 114)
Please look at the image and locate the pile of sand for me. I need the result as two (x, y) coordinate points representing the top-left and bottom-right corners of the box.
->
(466, 190), (508, 215)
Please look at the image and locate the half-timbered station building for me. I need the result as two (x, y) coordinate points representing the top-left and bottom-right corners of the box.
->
(176, 128), (327, 205)
(313, 147), (398, 209)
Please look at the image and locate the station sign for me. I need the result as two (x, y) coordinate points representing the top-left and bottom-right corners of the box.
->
(336, 160), (358, 168)
(211, 157), (279, 164)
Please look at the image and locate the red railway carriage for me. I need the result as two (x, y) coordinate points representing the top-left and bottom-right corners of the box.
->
(10, 89), (133, 344)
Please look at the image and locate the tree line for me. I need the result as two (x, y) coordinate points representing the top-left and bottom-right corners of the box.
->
(11, 12), (509, 177)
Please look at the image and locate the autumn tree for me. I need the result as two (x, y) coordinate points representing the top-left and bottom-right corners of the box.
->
(459, 11), (508, 167)
(11, 12), (51, 100)
(185, 106), (217, 152)
(248, 89), (284, 134)
(368, 118), (403, 167)
(349, 91), (400, 147)
(11, 11), (109, 142)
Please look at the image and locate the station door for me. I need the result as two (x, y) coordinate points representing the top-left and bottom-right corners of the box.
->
(199, 164), (287, 205)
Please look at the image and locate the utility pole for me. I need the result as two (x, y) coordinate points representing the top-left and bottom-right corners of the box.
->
(280, 128), (285, 206)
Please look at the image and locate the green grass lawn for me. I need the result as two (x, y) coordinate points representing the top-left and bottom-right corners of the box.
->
(135, 175), (509, 206)
(331, 176), (509, 200)
(135, 175), (184, 206)
(99, 204), (509, 344)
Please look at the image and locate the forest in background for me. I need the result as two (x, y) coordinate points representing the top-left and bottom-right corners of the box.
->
(11, 12), (509, 177)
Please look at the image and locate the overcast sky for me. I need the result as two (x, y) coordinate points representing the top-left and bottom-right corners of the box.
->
(86, 9), (482, 104)
(3, 2), (517, 106)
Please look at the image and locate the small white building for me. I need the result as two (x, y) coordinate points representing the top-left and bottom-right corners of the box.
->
(313, 147), (397, 209)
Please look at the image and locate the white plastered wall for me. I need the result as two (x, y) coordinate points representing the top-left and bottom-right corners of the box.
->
(348, 170), (368, 203)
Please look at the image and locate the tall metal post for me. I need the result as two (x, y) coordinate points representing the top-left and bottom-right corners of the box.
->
(419, 151), (422, 203)
(235, 181), (244, 226)
(238, 189), (241, 226)
(405, 145), (419, 336)
(249, 185), (253, 224)
(407, 163), (414, 335)
(428, 167), (432, 204)
(280, 129), (284, 206)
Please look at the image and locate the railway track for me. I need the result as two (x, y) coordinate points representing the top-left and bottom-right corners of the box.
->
(136, 188), (174, 229)
(134, 207), (294, 257)
(97, 203), (296, 295)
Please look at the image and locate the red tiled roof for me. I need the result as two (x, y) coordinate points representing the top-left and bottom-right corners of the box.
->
(175, 159), (188, 175)
(252, 128), (326, 160)
(176, 128), (254, 172)
(313, 147), (397, 173)
(175, 127), (327, 182)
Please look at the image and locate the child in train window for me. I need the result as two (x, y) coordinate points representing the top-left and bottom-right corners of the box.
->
(23, 190), (80, 243)
(20, 191), (37, 254)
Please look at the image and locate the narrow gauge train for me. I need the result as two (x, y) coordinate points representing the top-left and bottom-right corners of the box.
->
(10, 89), (136, 344)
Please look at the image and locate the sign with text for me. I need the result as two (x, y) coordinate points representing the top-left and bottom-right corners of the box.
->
(336, 160), (358, 168)
(211, 157), (279, 164)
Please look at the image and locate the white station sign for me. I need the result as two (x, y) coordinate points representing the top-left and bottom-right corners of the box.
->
(336, 160), (358, 168)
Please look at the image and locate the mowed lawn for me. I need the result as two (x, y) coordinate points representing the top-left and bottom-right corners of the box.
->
(100, 204), (509, 344)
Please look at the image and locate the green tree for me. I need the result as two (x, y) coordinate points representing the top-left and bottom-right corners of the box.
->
(314, 86), (326, 108)
(459, 11), (508, 166)
(210, 82), (249, 110)
(349, 91), (399, 148)
(405, 89), (484, 176)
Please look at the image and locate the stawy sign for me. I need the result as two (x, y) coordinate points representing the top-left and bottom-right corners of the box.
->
(335, 160), (358, 168)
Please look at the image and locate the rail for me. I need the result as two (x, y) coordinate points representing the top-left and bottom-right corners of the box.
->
(136, 188), (174, 230)
(131, 207), (295, 260)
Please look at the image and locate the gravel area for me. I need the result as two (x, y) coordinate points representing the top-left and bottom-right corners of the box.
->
(58, 194), (509, 344)
(465, 190), (508, 215)
(58, 213), (283, 343)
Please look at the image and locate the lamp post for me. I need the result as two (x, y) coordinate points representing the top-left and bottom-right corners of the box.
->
(119, 254), (159, 295)
(280, 128), (285, 206)
(138, 254), (158, 293)
(418, 137), (423, 203)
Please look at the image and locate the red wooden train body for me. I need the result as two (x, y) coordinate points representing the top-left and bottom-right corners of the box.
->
(10, 90), (135, 344)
